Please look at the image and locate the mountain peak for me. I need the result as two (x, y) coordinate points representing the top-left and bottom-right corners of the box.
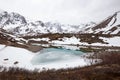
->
(0, 10), (120, 36)
(80, 12), (120, 35)
(0, 10), (27, 29)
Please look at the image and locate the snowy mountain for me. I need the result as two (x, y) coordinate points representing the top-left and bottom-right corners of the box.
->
(7, 21), (95, 36)
(0, 10), (26, 28)
(0, 9), (120, 54)
(0, 10), (96, 36)
(0, 10), (120, 37)
(80, 11), (120, 35)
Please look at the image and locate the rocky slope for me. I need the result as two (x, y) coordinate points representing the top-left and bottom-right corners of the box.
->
(0, 10), (96, 36)
(80, 11), (120, 35)
(0, 10), (120, 36)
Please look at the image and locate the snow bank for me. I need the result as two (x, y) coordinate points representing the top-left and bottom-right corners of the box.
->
(29, 38), (50, 41)
(51, 36), (81, 45)
(100, 37), (120, 46)
(0, 45), (34, 69)
(50, 36), (120, 47)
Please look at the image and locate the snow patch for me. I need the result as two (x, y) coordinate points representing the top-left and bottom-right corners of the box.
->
(29, 38), (50, 41)
(51, 36), (81, 45)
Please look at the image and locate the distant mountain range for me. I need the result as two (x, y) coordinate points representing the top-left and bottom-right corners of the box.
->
(0, 10), (120, 36)
(0, 10), (120, 50)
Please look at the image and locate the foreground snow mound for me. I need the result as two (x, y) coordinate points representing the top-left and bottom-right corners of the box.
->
(0, 45), (34, 69)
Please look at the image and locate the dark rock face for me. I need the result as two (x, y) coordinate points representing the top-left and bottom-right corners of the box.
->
(9, 12), (27, 24)
(0, 11), (27, 26)
(80, 11), (120, 35)
(92, 13), (117, 31)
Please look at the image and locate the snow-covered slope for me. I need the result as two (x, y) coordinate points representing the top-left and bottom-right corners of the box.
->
(44, 22), (95, 33)
(80, 11), (120, 35)
(0, 10), (96, 36)
(0, 10), (120, 36)
(7, 21), (95, 36)
(1, 10), (120, 36)
(0, 10), (26, 29)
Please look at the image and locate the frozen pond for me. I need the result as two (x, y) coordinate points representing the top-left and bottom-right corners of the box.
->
(0, 45), (89, 70)
(31, 48), (84, 65)
(30, 48), (88, 69)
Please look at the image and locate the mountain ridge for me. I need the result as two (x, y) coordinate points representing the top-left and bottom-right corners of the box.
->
(0, 10), (120, 37)
(80, 11), (120, 35)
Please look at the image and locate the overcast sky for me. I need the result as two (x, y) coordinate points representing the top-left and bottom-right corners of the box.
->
(0, 0), (120, 25)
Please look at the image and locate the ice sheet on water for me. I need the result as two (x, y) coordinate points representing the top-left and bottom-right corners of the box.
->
(31, 48), (84, 65)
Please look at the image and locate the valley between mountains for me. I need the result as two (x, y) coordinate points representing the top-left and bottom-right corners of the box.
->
(0, 10), (120, 52)
(0, 10), (120, 69)
(0, 9), (120, 80)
